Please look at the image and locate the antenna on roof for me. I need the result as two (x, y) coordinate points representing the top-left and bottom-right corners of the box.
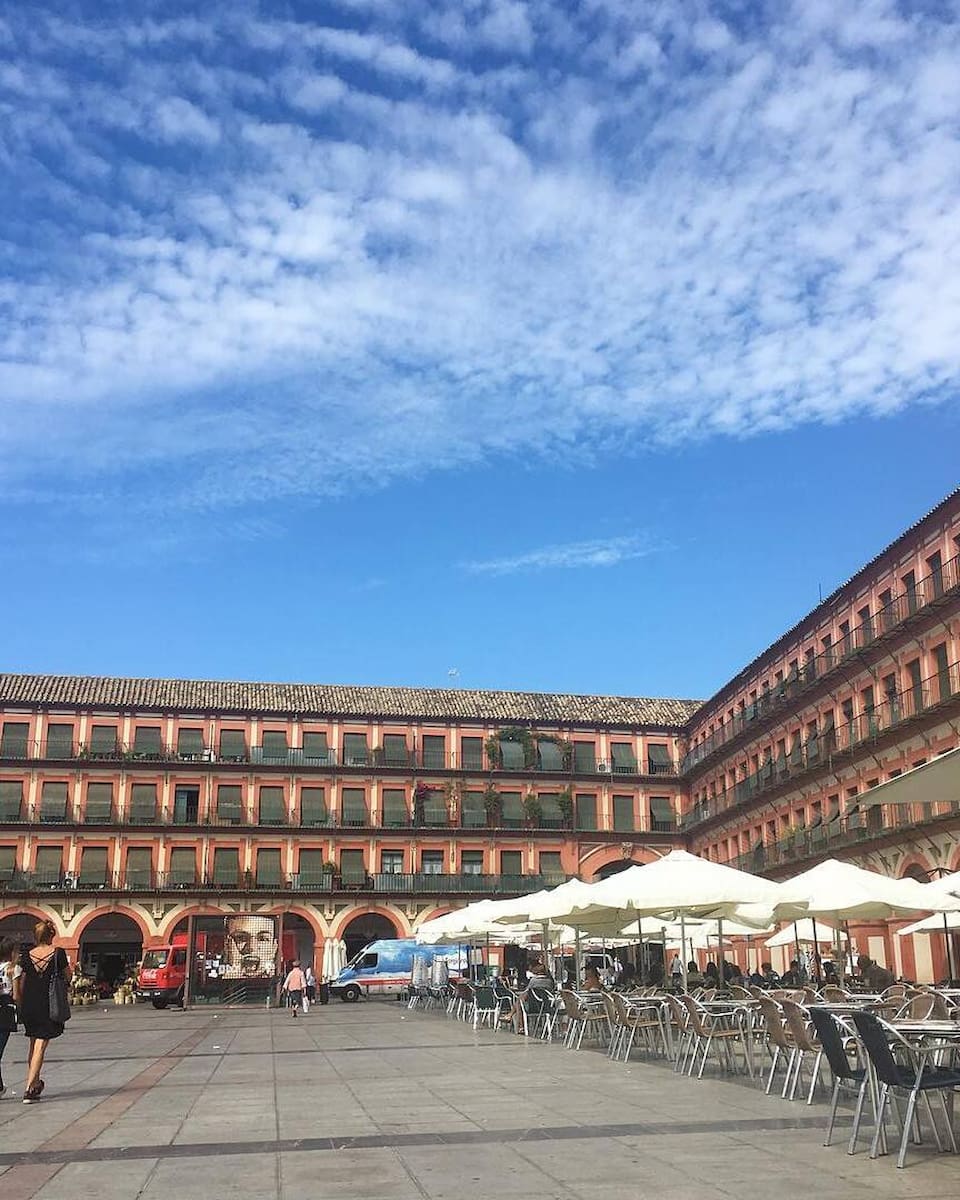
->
(447, 667), (460, 687)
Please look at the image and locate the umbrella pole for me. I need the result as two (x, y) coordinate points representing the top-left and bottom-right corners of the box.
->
(843, 921), (852, 982)
(717, 916), (724, 989)
(793, 923), (802, 982)
(944, 912), (956, 985)
(680, 913), (688, 992)
(637, 919), (643, 981)
(574, 929), (582, 988)
(811, 917), (821, 986)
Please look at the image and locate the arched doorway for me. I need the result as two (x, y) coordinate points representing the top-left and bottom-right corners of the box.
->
(341, 911), (398, 961)
(0, 912), (44, 943)
(593, 859), (635, 881)
(79, 913), (143, 995)
(283, 913), (316, 974)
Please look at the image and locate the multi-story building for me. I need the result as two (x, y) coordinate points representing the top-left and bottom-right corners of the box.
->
(1, 487), (958, 983)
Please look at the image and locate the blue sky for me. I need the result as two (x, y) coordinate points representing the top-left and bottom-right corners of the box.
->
(2, 1), (959, 702)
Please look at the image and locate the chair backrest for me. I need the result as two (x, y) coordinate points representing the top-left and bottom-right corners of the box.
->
(523, 989), (547, 1015)
(881, 984), (907, 1000)
(758, 997), (792, 1051)
(748, 985), (765, 999)
(663, 994), (688, 1027)
(802, 987), (821, 1003)
(808, 1007), (858, 1081)
(780, 999), (817, 1052)
(822, 986), (848, 1002)
(601, 992), (619, 1025)
(729, 985), (751, 999)
(558, 988), (582, 1018)
(898, 993), (935, 1020)
(474, 985), (496, 1010)
(681, 995), (709, 1035)
(851, 1010), (906, 1088)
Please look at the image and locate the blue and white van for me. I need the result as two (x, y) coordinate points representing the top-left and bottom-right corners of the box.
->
(330, 938), (468, 1002)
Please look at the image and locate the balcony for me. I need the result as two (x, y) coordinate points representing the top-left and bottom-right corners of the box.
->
(682, 551), (960, 774)
(0, 870), (572, 897)
(0, 740), (679, 779)
(682, 658), (960, 831)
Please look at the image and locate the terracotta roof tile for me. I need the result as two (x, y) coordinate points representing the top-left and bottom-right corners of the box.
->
(0, 673), (703, 730)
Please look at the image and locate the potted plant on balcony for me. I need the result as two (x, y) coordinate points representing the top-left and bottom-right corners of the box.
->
(413, 781), (433, 825)
(483, 735), (502, 769)
(556, 785), (574, 828)
(443, 780), (461, 824)
(522, 790), (543, 827)
(482, 784), (502, 826)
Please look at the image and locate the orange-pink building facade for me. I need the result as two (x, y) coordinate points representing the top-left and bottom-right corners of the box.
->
(1, 487), (959, 980)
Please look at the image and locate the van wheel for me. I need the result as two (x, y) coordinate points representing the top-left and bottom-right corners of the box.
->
(342, 984), (361, 1003)
(152, 998), (169, 1010)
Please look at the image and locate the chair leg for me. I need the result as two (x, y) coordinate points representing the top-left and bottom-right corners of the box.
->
(848, 1078), (869, 1155)
(870, 1085), (890, 1160)
(824, 1077), (842, 1146)
(806, 1051), (823, 1105)
(765, 1046), (781, 1095)
(897, 1088), (920, 1169)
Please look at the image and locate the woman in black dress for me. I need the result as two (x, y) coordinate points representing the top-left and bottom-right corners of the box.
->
(12, 918), (71, 1104)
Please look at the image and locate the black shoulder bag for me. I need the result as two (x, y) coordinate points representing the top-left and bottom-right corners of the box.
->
(49, 949), (72, 1024)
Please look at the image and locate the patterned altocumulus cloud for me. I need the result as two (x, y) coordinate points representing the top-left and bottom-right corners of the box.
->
(2, 0), (959, 509)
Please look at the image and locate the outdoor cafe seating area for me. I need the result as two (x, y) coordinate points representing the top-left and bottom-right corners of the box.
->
(408, 851), (960, 1171)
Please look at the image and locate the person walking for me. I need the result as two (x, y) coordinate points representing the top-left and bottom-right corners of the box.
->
(0, 936), (19, 1098)
(304, 963), (316, 1012)
(282, 960), (306, 1018)
(12, 919), (71, 1104)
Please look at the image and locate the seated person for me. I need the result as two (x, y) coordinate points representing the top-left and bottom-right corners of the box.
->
(822, 961), (840, 985)
(749, 960), (780, 988)
(780, 958), (806, 987)
(685, 960), (705, 987)
(525, 955), (555, 992)
(582, 965), (604, 991)
(857, 955), (895, 991)
(703, 961), (720, 985)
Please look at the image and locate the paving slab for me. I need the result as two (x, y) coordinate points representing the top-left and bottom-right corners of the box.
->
(1, 1001), (959, 1200)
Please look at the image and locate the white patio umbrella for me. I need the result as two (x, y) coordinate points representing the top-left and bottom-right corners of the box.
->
(540, 850), (781, 988)
(896, 910), (960, 936)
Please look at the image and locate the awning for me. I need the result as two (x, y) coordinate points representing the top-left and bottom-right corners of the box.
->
(500, 740), (526, 770)
(538, 740), (563, 771)
(860, 748), (960, 806)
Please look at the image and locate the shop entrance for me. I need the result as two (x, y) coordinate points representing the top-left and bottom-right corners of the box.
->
(79, 913), (143, 997)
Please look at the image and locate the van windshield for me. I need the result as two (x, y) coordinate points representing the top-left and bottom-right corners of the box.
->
(141, 950), (169, 969)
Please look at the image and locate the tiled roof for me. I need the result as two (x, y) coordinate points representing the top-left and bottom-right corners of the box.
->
(0, 673), (703, 730)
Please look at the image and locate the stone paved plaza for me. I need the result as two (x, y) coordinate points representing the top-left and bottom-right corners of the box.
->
(1, 1001), (959, 1200)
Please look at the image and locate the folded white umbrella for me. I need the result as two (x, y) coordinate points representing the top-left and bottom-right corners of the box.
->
(760, 859), (959, 923)
(897, 910), (960, 936)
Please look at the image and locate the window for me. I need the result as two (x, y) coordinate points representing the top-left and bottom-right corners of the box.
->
(35, 845), (63, 884)
(216, 784), (243, 825)
(258, 786), (286, 826)
(341, 787), (367, 826)
(129, 783), (157, 824)
(421, 850), (444, 874)
(40, 781), (68, 823)
(883, 672), (899, 721)
(298, 849), (326, 886)
(133, 726), (163, 758)
(647, 743), (672, 774)
(302, 731), (329, 763)
(649, 796), (674, 831)
(575, 793), (597, 831)
(907, 659), (923, 714)
(611, 741), (637, 773)
(300, 787), (327, 827)
(380, 850), (404, 874)
(45, 723), (73, 758)
(461, 736), (483, 770)
(878, 587), (894, 630)
(260, 730), (288, 762)
(88, 724), (118, 757)
(219, 729), (247, 761)
(539, 851), (562, 879)
(0, 722), (29, 758)
(573, 741), (596, 773)
(839, 621), (851, 657)
(173, 786), (199, 824)
(613, 794), (634, 832)
(422, 735), (446, 769)
(538, 739), (563, 771)
(861, 684), (876, 735)
(460, 851), (483, 875)
(902, 569), (918, 615)
(381, 788), (408, 827)
(177, 728), (205, 758)
(85, 782), (113, 822)
(539, 793), (562, 828)
(858, 605), (873, 644)
(343, 733), (368, 766)
(168, 847), (196, 886)
(500, 850), (522, 877)
(340, 849), (366, 884)
(422, 788), (447, 825)
(461, 789), (485, 828)
(499, 738), (526, 770)
(212, 848), (240, 885)
(125, 847), (153, 888)
(500, 791), (523, 828)
(933, 643), (952, 703)
(0, 845), (15, 881)
(256, 848), (282, 886)
(382, 734), (408, 766)
(927, 550), (943, 598)
(80, 846), (109, 886)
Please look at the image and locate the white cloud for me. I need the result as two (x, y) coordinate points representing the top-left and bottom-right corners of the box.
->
(463, 536), (661, 575)
(2, 1), (960, 522)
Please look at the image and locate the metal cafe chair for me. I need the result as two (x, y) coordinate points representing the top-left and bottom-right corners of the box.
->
(808, 1007), (872, 1153)
(851, 1010), (960, 1169)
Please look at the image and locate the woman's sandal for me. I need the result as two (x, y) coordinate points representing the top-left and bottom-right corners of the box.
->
(22, 1086), (41, 1104)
